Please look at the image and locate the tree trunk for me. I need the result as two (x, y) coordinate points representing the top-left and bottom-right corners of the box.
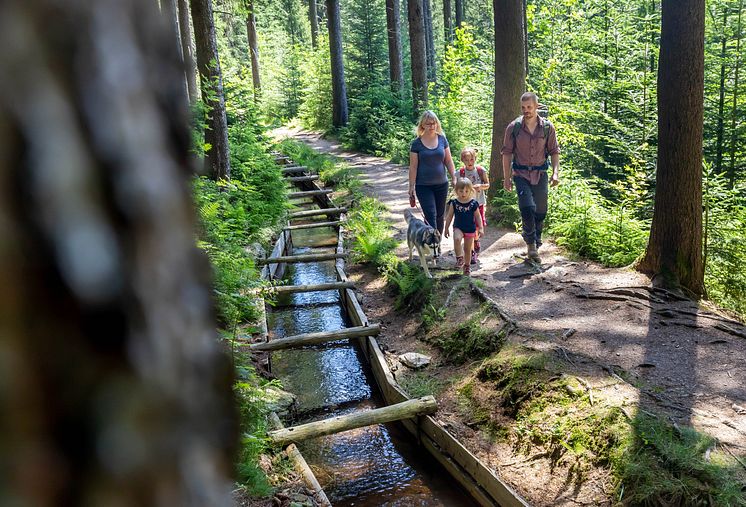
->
(423, 0), (436, 82)
(161, 0), (189, 102)
(408, 0), (428, 111)
(455, 0), (464, 28)
(178, 0), (199, 104)
(246, 0), (262, 100)
(444, 0), (453, 46)
(728, 0), (743, 188)
(489, 0), (526, 199)
(268, 396), (437, 446)
(309, 0), (320, 48)
(191, 0), (231, 179)
(637, 0), (705, 297)
(0, 1), (236, 505)
(715, 5), (729, 174)
(386, 0), (404, 92)
(522, 0), (528, 77)
(326, 0), (349, 127)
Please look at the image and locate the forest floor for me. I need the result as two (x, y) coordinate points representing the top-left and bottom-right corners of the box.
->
(271, 126), (746, 506)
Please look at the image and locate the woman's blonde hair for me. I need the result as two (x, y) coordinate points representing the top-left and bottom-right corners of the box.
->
(455, 177), (474, 195)
(460, 147), (478, 163)
(415, 110), (444, 136)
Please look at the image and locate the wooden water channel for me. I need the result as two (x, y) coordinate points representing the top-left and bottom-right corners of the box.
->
(252, 153), (530, 507)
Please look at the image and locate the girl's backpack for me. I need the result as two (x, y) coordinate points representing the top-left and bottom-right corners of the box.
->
(459, 166), (487, 184)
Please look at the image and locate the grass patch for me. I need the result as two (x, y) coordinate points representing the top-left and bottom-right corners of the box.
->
(399, 370), (446, 398)
(460, 345), (746, 505)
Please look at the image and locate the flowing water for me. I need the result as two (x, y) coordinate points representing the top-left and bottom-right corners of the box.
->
(267, 229), (472, 506)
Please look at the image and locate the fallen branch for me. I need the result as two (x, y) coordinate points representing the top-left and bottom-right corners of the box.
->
(268, 396), (437, 446)
(468, 281), (516, 326)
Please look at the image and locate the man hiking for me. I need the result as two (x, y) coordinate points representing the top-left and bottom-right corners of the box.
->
(501, 92), (560, 263)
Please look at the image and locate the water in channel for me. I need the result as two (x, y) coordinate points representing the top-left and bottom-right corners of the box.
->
(267, 229), (472, 506)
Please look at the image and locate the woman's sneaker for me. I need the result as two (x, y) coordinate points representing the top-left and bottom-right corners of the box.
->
(463, 264), (471, 276)
(456, 256), (465, 268)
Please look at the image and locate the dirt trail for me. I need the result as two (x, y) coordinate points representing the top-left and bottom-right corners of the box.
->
(272, 126), (746, 455)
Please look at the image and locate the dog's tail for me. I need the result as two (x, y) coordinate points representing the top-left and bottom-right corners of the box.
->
(404, 208), (414, 224)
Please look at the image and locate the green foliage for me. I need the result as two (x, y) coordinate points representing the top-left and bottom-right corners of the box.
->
(193, 81), (288, 327)
(432, 315), (507, 364)
(704, 169), (746, 315)
(547, 169), (649, 267)
(341, 0), (389, 96)
(346, 197), (399, 264)
(620, 415), (746, 506)
(233, 348), (275, 496)
(298, 36), (333, 132)
(434, 25), (494, 159)
(384, 260), (436, 311)
(341, 86), (413, 163)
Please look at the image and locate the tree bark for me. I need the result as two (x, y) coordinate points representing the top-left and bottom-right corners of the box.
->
(408, 0), (428, 111)
(161, 0), (189, 102)
(178, 0), (199, 104)
(728, 0), (743, 188)
(455, 0), (464, 28)
(637, 0), (705, 297)
(191, 0), (231, 179)
(0, 1), (236, 504)
(246, 0), (262, 100)
(386, 0), (404, 92)
(326, 0), (349, 127)
(268, 396), (437, 446)
(423, 0), (436, 82)
(249, 324), (381, 351)
(444, 0), (453, 46)
(309, 0), (320, 48)
(489, 0), (526, 198)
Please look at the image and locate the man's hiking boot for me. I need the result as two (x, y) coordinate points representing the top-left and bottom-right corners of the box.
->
(526, 242), (541, 263)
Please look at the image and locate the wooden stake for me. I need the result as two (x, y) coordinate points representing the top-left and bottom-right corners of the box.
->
(268, 413), (332, 506)
(250, 324), (380, 351)
(284, 220), (342, 231)
(288, 189), (334, 199)
(256, 252), (347, 265)
(289, 208), (346, 219)
(271, 281), (354, 294)
(281, 166), (310, 174)
(286, 175), (320, 182)
(268, 395), (437, 446)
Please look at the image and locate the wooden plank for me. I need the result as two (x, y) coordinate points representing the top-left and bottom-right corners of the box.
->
(419, 434), (497, 506)
(289, 208), (347, 219)
(268, 413), (332, 507)
(270, 281), (354, 294)
(284, 220), (342, 231)
(249, 324), (381, 351)
(288, 189), (334, 199)
(256, 252), (347, 265)
(268, 396), (438, 446)
(281, 165), (311, 174)
(363, 335), (530, 507)
(419, 416), (529, 507)
(286, 175), (320, 182)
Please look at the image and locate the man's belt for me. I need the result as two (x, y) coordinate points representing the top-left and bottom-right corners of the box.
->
(513, 161), (549, 171)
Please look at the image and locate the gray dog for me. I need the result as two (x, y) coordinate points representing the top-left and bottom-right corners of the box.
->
(404, 209), (441, 278)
